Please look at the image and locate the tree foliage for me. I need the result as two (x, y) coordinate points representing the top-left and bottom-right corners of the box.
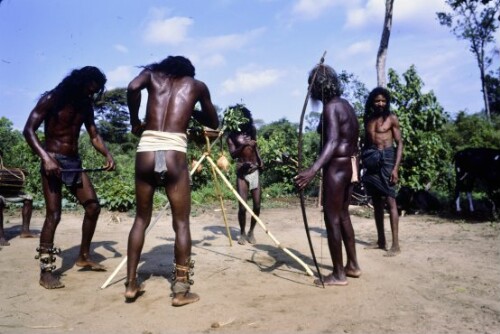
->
(437, 0), (500, 120)
(485, 67), (500, 115)
(387, 66), (451, 192)
(95, 88), (130, 145)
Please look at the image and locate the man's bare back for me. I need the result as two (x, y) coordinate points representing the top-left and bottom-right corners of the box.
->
(128, 71), (216, 135)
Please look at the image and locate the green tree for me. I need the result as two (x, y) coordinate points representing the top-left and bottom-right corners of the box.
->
(441, 111), (500, 151)
(95, 88), (130, 144)
(485, 67), (500, 115)
(437, 0), (500, 121)
(0, 117), (22, 161)
(387, 66), (451, 192)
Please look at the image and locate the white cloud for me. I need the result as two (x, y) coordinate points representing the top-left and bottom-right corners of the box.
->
(143, 16), (193, 45)
(200, 54), (226, 68)
(200, 28), (266, 52)
(222, 68), (284, 94)
(345, 40), (373, 56)
(106, 66), (135, 89)
(292, 0), (341, 20)
(345, 0), (448, 29)
(113, 44), (128, 53)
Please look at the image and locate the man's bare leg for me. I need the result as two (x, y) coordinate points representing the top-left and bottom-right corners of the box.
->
(20, 199), (36, 238)
(385, 197), (401, 257)
(365, 196), (387, 250)
(73, 177), (106, 270)
(38, 242), (64, 289)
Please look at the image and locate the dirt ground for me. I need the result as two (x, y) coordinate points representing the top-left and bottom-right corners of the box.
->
(0, 201), (499, 334)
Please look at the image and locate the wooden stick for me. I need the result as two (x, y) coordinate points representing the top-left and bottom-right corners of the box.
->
(206, 156), (314, 277)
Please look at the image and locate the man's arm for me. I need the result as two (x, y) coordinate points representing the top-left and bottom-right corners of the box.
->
(192, 81), (219, 130)
(295, 106), (339, 189)
(127, 70), (149, 136)
(84, 110), (115, 171)
(226, 136), (241, 160)
(23, 94), (59, 174)
(390, 114), (403, 184)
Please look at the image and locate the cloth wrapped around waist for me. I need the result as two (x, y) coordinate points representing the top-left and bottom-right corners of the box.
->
(53, 154), (82, 187)
(137, 130), (187, 153)
(361, 146), (396, 198)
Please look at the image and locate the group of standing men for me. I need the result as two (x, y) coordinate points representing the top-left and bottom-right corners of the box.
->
(21, 55), (402, 305)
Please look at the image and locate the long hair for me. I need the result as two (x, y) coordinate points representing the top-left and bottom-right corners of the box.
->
(364, 86), (391, 125)
(44, 66), (107, 110)
(308, 64), (343, 102)
(142, 55), (195, 78)
(232, 104), (255, 137)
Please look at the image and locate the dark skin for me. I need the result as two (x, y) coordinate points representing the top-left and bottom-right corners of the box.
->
(364, 94), (403, 256)
(0, 197), (35, 246)
(125, 69), (218, 303)
(23, 81), (115, 289)
(227, 126), (263, 245)
(295, 96), (361, 286)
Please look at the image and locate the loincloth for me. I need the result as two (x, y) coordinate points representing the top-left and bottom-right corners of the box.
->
(137, 130), (187, 153)
(236, 163), (260, 191)
(52, 154), (83, 187)
(361, 146), (396, 198)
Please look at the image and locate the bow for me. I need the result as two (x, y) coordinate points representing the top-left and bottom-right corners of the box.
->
(297, 51), (326, 288)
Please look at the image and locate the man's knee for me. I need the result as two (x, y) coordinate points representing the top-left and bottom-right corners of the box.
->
(82, 199), (101, 217)
(46, 211), (62, 225)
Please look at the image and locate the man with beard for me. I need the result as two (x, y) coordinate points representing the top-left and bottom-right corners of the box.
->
(295, 64), (361, 286)
(361, 87), (403, 256)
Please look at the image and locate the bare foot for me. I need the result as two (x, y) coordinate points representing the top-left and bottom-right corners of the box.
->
(75, 259), (107, 271)
(172, 291), (200, 307)
(364, 242), (386, 250)
(345, 267), (362, 278)
(315, 274), (348, 286)
(246, 232), (256, 244)
(384, 247), (401, 257)
(124, 282), (145, 303)
(0, 237), (10, 246)
(20, 231), (37, 238)
(39, 272), (65, 289)
(238, 233), (247, 245)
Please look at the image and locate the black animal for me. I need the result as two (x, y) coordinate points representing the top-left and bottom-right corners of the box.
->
(454, 148), (500, 213)
(396, 186), (441, 216)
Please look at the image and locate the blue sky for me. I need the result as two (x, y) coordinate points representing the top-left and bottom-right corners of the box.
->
(1, 0), (499, 130)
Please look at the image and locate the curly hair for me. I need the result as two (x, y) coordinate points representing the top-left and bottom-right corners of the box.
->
(142, 55), (195, 78)
(44, 66), (106, 110)
(308, 64), (343, 102)
(364, 86), (391, 125)
(231, 104), (255, 136)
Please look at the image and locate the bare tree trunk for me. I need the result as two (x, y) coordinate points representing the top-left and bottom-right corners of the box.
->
(480, 65), (491, 121)
(376, 0), (394, 88)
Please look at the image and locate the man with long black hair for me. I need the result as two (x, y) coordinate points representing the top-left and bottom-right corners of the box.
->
(295, 64), (361, 286)
(24, 66), (115, 289)
(361, 87), (403, 256)
(125, 56), (218, 306)
(226, 105), (263, 245)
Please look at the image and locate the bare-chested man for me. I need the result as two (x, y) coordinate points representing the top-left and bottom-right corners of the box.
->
(226, 105), (263, 245)
(23, 66), (115, 289)
(295, 64), (361, 286)
(361, 87), (403, 256)
(125, 56), (218, 306)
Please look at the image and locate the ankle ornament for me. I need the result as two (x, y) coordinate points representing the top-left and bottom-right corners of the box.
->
(35, 244), (61, 273)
